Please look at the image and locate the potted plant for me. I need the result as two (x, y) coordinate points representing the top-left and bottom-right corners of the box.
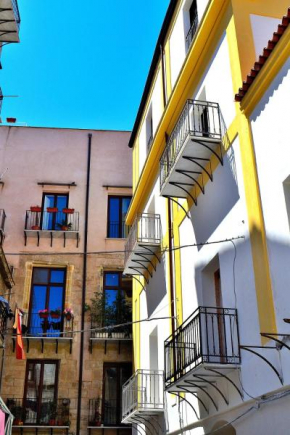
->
(30, 205), (42, 212)
(62, 208), (74, 214)
(48, 401), (57, 426)
(38, 309), (49, 319)
(47, 207), (58, 213)
(57, 220), (72, 231)
(50, 308), (61, 319)
(31, 225), (41, 230)
(11, 405), (23, 425)
(63, 308), (74, 321)
(89, 397), (102, 427)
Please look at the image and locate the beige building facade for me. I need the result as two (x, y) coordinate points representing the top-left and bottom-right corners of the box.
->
(0, 126), (133, 435)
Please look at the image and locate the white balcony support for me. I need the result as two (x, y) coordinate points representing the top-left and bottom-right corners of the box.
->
(122, 369), (164, 424)
(0, 0), (20, 42)
(124, 214), (161, 279)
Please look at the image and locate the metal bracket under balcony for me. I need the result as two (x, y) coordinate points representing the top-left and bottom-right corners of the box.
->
(165, 307), (242, 404)
(0, 209), (6, 244)
(12, 312), (74, 354)
(160, 100), (226, 206)
(0, 0), (20, 42)
(124, 214), (161, 282)
(122, 370), (164, 424)
(24, 210), (80, 247)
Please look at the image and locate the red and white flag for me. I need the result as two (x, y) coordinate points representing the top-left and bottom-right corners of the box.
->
(13, 308), (26, 360)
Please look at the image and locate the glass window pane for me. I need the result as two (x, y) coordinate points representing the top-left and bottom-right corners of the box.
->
(50, 270), (65, 284)
(104, 290), (118, 326)
(33, 269), (49, 284)
(105, 273), (119, 287)
(108, 198), (120, 237)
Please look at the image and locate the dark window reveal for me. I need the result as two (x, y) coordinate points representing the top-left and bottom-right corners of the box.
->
(103, 363), (132, 425)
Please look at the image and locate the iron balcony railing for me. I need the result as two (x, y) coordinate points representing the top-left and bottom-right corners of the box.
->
(0, 88), (3, 116)
(124, 213), (161, 265)
(91, 316), (132, 340)
(147, 134), (153, 152)
(11, 0), (21, 26)
(160, 100), (222, 190)
(108, 220), (130, 238)
(7, 398), (70, 426)
(25, 210), (79, 232)
(89, 398), (128, 427)
(122, 369), (164, 420)
(165, 307), (240, 388)
(185, 14), (198, 51)
(17, 311), (74, 338)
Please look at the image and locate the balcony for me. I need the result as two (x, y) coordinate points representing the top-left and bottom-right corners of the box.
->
(0, 209), (6, 244)
(122, 370), (164, 424)
(160, 100), (226, 205)
(12, 311), (74, 354)
(164, 307), (240, 393)
(90, 320), (132, 354)
(186, 14), (198, 51)
(0, 0), (20, 42)
(24, 209), (80, 247)
(7, 398), (70, 429)
(88, 398), (131, 432)
(124, 214), (161, 279)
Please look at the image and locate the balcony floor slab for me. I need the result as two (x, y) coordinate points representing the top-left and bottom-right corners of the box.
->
(124, 241), (160, 276)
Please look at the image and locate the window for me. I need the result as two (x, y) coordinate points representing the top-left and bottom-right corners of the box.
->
(146, 106), (153, 151)
(185, 0), (198, 50)
(41, 193), (68, 231)
(107, 196), (131, 238)
(23, 360), (59, 425)
(28, 268), (66, 336)
(103, 272), (132, 328)
(103, 363), (132, 425)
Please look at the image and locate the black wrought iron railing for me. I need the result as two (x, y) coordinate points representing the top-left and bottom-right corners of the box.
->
(164, 307), (240, 387)
(7, 398), (70, 426)
(0, 209), (6, 242)
(160, 100), (223, 189)
(107, 220), (130, 239)
(17, 312), (74, 338)
(11, 0), (21, 25)
(185, 14), (198, 51)
(25, 210), (79, 232)
(122, 370), (164, 420)
(89, 398), (126, 427)
(147, 134), (153, 152)
(124, 213), (161, 265)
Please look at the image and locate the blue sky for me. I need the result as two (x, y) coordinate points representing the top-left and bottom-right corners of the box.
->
(0, 0), (169, 130)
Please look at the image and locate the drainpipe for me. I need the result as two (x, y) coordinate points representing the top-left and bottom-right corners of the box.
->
(76, 133), (92, 435)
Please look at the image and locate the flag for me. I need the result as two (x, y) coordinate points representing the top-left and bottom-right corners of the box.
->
(13, 308), (26, 360)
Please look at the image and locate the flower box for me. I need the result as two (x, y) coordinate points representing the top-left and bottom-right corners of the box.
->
(30, 206), (42, 213)
(39, 313), (49, 319)
(63, 208), (74, 214)
(47, 207), (58, 213)
(31, 225), (40, 230)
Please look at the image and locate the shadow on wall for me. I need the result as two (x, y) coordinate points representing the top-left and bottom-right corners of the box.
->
(145, 255), (167, 318)
(191, 146), (240, 248)
(251, 58), (290, 122)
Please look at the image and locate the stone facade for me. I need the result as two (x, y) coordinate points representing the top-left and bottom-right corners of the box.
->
(0, 126), (132, 435)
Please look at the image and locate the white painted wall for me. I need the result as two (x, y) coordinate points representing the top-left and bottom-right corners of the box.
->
(251, 57), (290, 336)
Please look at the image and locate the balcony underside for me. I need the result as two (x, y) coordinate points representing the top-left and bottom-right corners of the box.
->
(161, 134), (222, 202)
(122, 407), (164, 425)
(124, 241), (160, 279)
(24, 230), (80, 247)
(12, 336), (73, 354)
(165, 361), (240, 393)
(0, 0), (20, 42)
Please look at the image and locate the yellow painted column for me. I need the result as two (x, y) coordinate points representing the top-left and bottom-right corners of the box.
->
(227, 15), (276, 339)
